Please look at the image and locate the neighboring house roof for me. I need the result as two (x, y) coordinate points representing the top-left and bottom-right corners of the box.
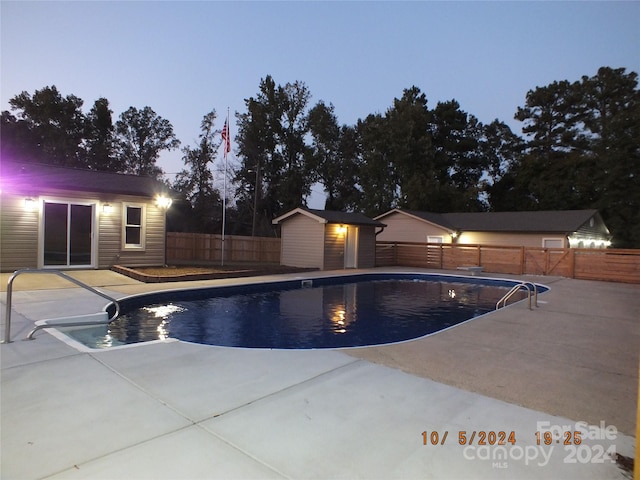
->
(385, 209), (457, 231)
(273, 207), (386, 227)
(376, 208), (605, 234)
(1, 161), (171, 198)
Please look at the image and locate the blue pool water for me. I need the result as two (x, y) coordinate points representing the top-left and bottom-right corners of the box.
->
(63, 274), (539, 349)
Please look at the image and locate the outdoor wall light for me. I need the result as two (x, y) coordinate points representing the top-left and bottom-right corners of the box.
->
(337, 225), (347, 235)
(155, 195), (172, 210)
(24, 197), (37, 211)
(568, 236), (611, 249)
(102, 203), (113, 214)
(450, 231), (459, 239)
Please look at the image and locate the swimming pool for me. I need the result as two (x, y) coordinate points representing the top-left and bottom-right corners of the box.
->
(60, 273), (545, 350)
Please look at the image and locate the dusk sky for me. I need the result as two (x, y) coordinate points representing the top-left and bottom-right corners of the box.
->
(2, 1), (639, 207)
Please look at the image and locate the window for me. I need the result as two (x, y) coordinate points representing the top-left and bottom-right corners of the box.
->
(123, 204), (145, 249)
(542, 238), (564, 248)
(427, 236), (444, 243)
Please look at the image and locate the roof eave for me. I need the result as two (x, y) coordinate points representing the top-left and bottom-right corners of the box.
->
(272, 207), (328, 225)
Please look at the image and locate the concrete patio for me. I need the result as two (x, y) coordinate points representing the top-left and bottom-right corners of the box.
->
(1, 268), (637, 479)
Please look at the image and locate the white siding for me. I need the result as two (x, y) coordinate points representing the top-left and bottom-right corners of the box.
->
(280, 214), (324, 268)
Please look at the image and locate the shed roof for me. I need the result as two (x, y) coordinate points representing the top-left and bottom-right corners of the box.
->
(273, 207), (386, 227)
(376, 208), (601, 233)
(1, 161), (171, 198)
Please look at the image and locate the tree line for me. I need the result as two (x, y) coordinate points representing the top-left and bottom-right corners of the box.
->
(1, 66), (639, 247)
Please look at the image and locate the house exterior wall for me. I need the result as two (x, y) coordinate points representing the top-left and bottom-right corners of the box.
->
(323, 223), (345, 270)
(569, 215), (611, 248)
(323, 224), (377, 269)
(98, 195), (167, 268)
(278, 218), (379, 270)
(280, 214), (324, 268)
(0, 194), (40, 271)
(376, 212), (452, 243)
(457, 231), (567, 248)
(0, 190), (166, 272)
(357, 227), (377, 268)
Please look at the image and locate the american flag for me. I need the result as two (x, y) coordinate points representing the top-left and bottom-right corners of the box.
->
(221, 120), (231, 157)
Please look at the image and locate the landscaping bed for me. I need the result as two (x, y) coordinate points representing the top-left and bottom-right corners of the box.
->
(112, 264), (316, 283)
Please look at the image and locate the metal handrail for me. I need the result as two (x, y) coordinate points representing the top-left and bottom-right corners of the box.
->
(496, 282), (538, 310)
(2, 269), (120, 344)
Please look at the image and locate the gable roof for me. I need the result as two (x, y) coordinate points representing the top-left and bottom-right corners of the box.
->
(376, 208), (602, 233)
(1, 161), (171, 198)
(273, 207), (386, 227)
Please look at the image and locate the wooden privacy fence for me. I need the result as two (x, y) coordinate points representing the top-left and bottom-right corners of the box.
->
(376, 241), (640, 284)
(166, 232), (280, 264)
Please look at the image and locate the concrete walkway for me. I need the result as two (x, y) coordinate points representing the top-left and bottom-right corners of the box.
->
(1, 268), (637, 479)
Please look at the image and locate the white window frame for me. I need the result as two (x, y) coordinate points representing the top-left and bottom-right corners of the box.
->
(122, 203), (146, 250)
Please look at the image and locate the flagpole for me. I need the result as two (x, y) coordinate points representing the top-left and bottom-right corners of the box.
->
(221, 107), (229, 267)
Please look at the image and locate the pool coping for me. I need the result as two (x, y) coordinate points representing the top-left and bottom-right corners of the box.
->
(45, 270), (550, 353)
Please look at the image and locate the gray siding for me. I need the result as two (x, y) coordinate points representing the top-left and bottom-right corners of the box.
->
(358, 227), (377, 268)
(572, 214), (611, 246)
(323, 224), (345, 270)
(280, 215), (324, 268)
(98, 196), (167, 268)
(0, 195), (39, 271)
(1, 190), (165, 271)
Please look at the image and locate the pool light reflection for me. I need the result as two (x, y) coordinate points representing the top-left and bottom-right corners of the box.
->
(331, 307), (348, 333)
(142, 304), (185, 318)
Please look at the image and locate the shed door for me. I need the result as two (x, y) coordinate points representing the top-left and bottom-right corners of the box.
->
(344, 226), (359, 268)
(43, 201), (94, 267)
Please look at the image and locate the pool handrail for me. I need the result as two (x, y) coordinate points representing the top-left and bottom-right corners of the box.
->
(2, 269), (120, 344)
(496, 281), (538, 310)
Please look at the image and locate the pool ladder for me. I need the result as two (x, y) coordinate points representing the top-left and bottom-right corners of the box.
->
(496, 282), (538, 311)
(2, 269), (120, 344)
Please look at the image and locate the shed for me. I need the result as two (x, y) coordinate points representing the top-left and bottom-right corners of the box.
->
(0, 160), (174, 271)
(272, 208), (386, 269)
(375, 209), (611, 248)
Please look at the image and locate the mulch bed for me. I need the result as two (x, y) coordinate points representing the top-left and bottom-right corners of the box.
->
(112, 264), (317, 283)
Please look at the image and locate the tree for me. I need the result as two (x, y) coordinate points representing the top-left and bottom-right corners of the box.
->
(481, 120), (527, 210)
(307, 101), (361, 211)
(172, 111), (223, 233)
(1, 85), (86, 166)
(581, 67), (640, 247)
(278, 80), (313, 211)
(115, 106), (180, 178)
(386, 87), (435, 211)
(234, 75), (314, 235)
(84, 98), (120, 171)
(234, 76), (281, 236)
(507, 66), (640, 247)
(429, 99), (487, 212)
(357, 113), (398, 216)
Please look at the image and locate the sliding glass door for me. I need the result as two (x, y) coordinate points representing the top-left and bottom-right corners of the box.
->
(43, 201), (94, 267)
